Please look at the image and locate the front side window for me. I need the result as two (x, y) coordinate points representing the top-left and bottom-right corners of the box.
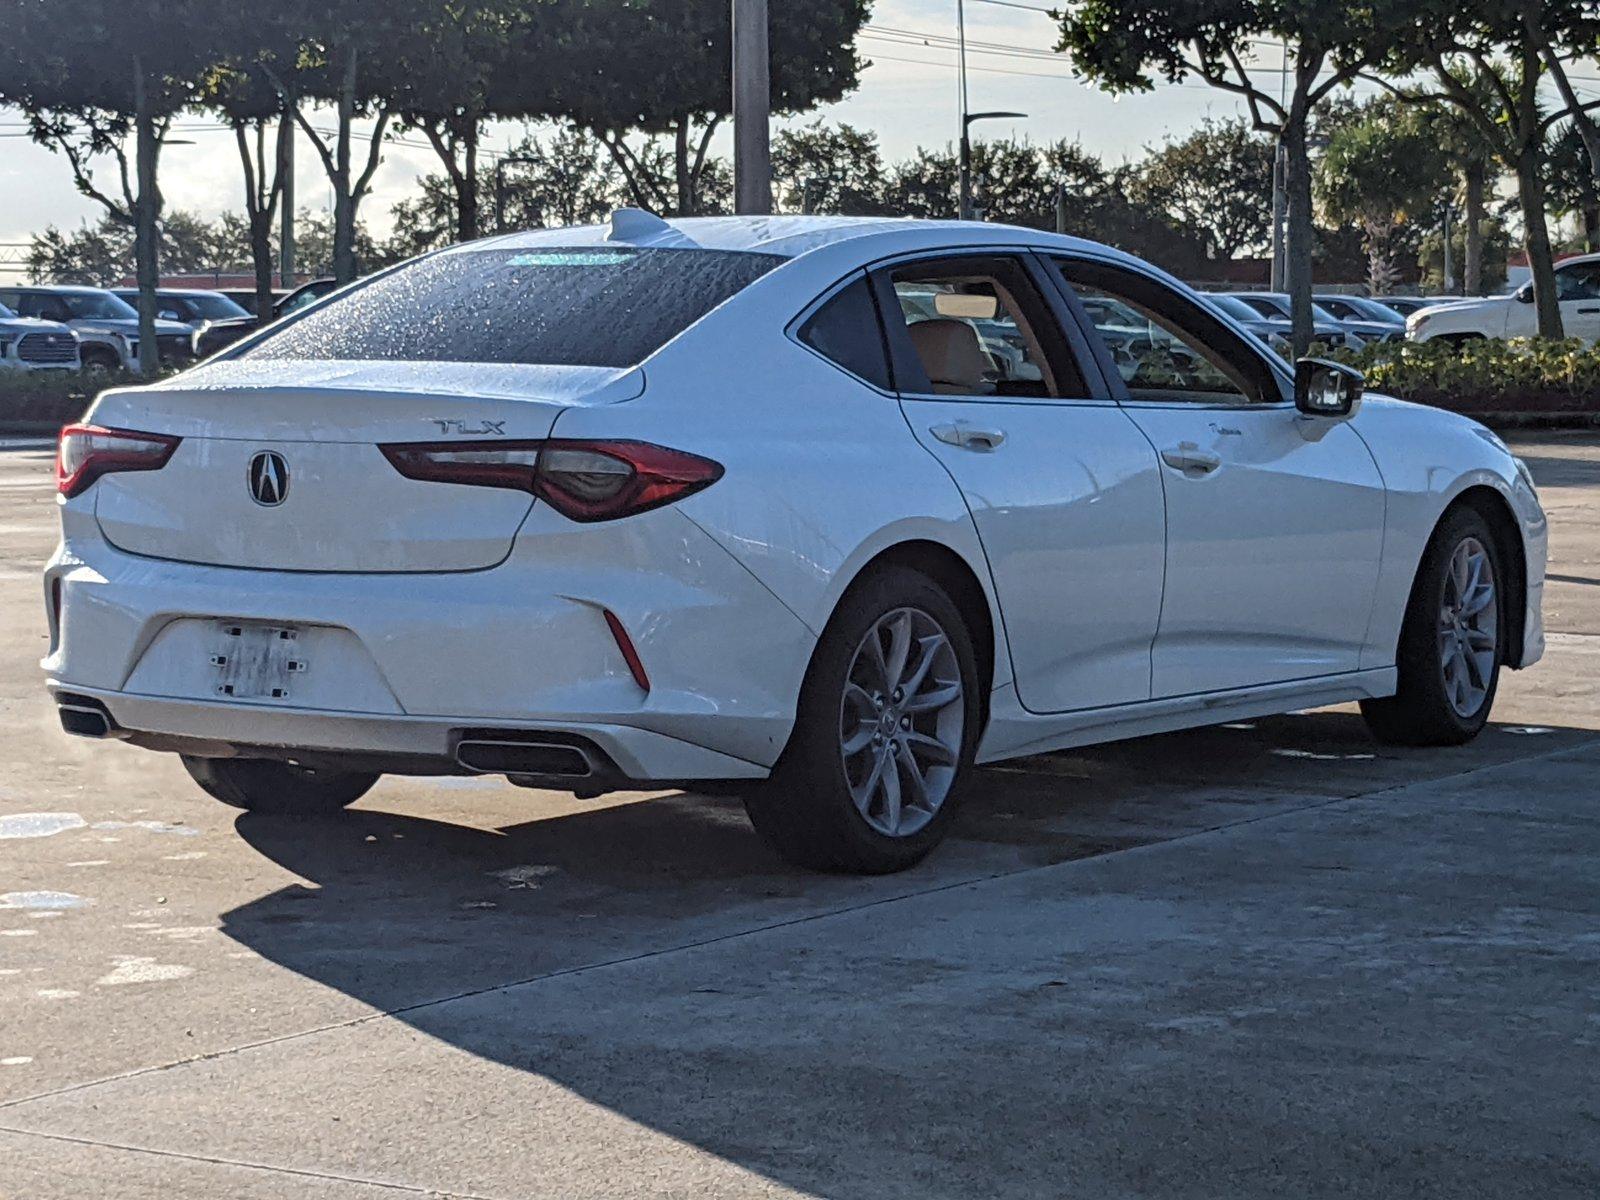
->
(56, 291), (139, 320)
(1556, 262), (1600, 302)
(244, 247), (785, 367)
(1054, 259), (1282, 405)
(180, 293), (249, 320)
(884, 255), (1083, 399)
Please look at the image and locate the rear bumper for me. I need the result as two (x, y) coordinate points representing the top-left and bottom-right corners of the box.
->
(45, 684), (767, 782)
(42, 503), (814, 778)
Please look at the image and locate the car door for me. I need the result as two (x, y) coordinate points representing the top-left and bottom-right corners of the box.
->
(1555, 260), (1600, 342)
(1045, 255), (1387, 698)
(870, 251), (1166, 713)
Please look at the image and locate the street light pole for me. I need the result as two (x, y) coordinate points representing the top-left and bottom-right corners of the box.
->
(957, 0), (973, 220)
(961, 111), (1027, 221)
(733, 0), (772, 215)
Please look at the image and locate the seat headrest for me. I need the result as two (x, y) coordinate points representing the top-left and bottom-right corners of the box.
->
(908, 318), (991, 394)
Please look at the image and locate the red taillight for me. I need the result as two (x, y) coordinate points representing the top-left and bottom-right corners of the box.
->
(380, 439), (723, 523)
(57, 424), (181, 498)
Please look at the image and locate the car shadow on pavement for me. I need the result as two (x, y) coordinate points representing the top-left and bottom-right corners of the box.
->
(218, 710), (1591, 1196)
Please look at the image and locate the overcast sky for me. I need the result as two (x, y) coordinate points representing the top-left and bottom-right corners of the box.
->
(0, 0), (1407, 263)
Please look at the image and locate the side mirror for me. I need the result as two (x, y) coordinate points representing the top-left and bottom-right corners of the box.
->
(1515, 283), (1534, 304)
(1295, 357), (1363, 419)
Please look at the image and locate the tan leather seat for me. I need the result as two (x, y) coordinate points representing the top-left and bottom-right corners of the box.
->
(907, 319), (994, 395)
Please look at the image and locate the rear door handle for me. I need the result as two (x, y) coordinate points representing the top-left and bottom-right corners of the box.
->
(1160, 444), (1222, 476)
(930, 421), (1007, 452)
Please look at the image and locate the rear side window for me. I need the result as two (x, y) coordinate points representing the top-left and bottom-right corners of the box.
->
(798, 276), (893, 390)
(243, 247), (786, 368)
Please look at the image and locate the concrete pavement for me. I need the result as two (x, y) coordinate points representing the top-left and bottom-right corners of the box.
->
(1, 434), (1597, 1198)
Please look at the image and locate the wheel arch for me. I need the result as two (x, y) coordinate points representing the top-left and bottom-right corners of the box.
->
(826, 539), (1001, 723)
(1442, 484), (1529, 668)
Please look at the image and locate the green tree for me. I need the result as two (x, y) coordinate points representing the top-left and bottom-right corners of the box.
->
(394, 0), (571, 242)
(1417, 217), (1510, 292)
(1130, 118), (1275, 260)
(4, 0), (219, 372)
(772, 121), (888, 215)
(877, 138), (1210, 274)
(202, 11), (304, 317)
(1531, 0), (1600, 228)
(559, 0), (869, 215)
(257, 0), (437, 281)
(1548, 121), (1600, 252)
(26, 218), (132, 285)
(1316, 100), (1451, 293)
(387, 126), (623, 255)
(1058, 0), (1406, 352)
(1379, 2), (1599, 335)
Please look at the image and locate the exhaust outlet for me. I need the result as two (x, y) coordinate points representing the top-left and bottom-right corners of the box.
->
(454, 738), (596, 778)
(57, 697), (121, 739)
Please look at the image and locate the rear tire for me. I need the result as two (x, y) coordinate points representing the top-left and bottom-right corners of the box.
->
(181, 756), (378, 815)
(1361, 507), (1504, 746)
(744, 565), (981, 874)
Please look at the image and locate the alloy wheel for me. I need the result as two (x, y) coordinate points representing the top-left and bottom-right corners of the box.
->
(838, 607), (964, 838)
(1438, 536), (1498, 718)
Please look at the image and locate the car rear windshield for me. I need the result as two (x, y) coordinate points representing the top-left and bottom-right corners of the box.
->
(242, 247), (786, 368)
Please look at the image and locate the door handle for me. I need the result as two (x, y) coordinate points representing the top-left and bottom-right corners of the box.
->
(1160, 443), (1222, 476)
(930, 421), (1007, 451)
(1579, 306), (1600, 314)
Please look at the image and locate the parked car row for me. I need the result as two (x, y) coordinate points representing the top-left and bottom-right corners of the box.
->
(0, 285), (197, 374)
(1200, 291), (1410, 350)
(0, 280), (343, 378)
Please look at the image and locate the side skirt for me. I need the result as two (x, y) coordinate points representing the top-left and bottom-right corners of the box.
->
(976, 669), (1397, 764)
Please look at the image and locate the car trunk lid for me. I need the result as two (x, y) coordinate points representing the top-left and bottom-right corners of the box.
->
(87, 361), (643, 573)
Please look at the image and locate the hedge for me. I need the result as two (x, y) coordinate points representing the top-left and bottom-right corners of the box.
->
(0, 369), (135, 433)
(1326, 337), (1600, 419)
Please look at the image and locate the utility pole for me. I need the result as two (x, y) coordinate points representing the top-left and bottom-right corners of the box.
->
(278, 111), (295, 289)
(732, 0), (772, 215)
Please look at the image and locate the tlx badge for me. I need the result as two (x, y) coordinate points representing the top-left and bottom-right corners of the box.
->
(430, 419), (506, 436)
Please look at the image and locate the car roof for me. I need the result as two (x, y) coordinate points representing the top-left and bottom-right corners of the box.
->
(112, 287), (229, 298)
(462, 212), (1146, 268)
(11, 284), (110, 294)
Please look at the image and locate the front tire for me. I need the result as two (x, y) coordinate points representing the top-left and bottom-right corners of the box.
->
(745, 566), (981, 873)
(181, 756), (378, 815)
(1361, 507), (1503, 746)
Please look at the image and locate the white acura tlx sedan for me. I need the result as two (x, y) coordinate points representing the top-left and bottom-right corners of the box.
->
(44, 213), (1547, 872)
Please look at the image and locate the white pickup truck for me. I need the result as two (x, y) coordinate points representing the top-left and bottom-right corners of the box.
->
(1408, 252), (1600, 344)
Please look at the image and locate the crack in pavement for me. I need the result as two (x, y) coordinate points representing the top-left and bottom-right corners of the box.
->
(0, 1124), (509, 1199)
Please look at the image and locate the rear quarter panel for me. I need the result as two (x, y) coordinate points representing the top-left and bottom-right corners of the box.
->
(543, 242), (1011, 688)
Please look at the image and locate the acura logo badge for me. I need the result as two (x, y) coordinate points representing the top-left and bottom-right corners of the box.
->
(248, 451), (289, 506)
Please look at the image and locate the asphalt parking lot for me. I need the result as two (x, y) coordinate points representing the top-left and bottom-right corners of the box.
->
(1, 432), (1597, 1199)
